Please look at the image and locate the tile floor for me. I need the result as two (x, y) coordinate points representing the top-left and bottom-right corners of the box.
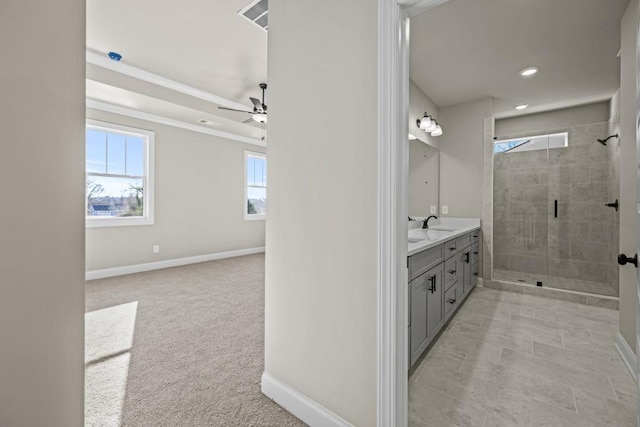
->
(493, 268), (618, 297)
(409, 286), (636, 426)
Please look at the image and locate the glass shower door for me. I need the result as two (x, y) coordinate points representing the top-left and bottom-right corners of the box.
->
(493, 132), (551, 285)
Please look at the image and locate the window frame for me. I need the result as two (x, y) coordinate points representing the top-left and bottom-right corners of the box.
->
(85, 119), (155, 228)
(494, 131), (569, 154)
(244, 150), (267, 221)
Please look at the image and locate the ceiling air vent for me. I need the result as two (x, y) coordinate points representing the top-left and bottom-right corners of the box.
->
(238, 0), (268, 32)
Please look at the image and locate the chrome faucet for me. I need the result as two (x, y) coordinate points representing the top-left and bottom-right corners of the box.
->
(422, 215), (438, 229)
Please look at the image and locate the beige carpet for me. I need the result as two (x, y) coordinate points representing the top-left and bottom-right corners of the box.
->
(85, 254), (304, 427)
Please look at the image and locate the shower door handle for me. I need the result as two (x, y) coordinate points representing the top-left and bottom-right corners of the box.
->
(554, 200), (558, 218)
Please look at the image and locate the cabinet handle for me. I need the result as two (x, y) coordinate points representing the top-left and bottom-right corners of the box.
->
(447, 298), (456, 304)
(448, 270), (456, 275)
(449, 247), (456, 251)
(473, 273), (478, 276)
(428, 275), (436, 293)
(474, 251), (478, 255)
(465, 252), (470, 264)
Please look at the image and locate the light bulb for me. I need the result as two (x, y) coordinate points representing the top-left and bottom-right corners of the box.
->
(424, 116), (437, 132)
(252, 113), (267, 123)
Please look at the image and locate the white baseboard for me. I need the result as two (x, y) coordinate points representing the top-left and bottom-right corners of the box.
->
(86, 247), (265, 280)
(261, 372), (353, 427)
(615, 332), (637, 382)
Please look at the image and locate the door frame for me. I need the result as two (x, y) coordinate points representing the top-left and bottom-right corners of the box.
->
(377, 1), (449, 425)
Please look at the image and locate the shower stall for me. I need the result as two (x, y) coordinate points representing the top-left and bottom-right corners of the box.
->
(491, 121), (620, 298)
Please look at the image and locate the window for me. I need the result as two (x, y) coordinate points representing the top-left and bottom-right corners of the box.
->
(245, 151), (266, 220)
(86, 120), (154, 227)
(494, 132), (568, 154)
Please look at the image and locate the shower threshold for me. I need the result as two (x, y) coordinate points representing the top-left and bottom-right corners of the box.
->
(493, 269), (617, 297)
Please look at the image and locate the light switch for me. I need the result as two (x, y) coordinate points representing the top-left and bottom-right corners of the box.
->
(430, 205), (437, 214)
(442, 205), (449, 215)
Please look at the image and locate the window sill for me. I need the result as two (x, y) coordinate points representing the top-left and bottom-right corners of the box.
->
(244, 215), (266, 221)
(86, 217), (154, 228)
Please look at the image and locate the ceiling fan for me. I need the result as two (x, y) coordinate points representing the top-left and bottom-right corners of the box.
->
(218, 83), (268, 124)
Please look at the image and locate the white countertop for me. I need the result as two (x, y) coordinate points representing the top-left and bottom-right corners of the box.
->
(408, 218), (481, 256)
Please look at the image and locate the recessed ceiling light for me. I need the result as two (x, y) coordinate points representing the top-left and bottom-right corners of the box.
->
(515, 104), (529, 110)
(519, 67), (539, 77)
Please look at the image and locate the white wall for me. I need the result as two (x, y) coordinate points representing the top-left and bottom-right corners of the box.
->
(264, 1), (378, 425)
(86, 109), (266, 272)
(618, 0), (638, 354)
(409, 79), (440, 149)
(439, 97), (493, 218)
(0, 1), (85, 425)
(495, 101), (611, 138)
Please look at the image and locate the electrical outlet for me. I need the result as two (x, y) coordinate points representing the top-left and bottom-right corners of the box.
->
(442, 205), (449, 215)
(430, 205), (437, 214)
(153, 245), (160, 254)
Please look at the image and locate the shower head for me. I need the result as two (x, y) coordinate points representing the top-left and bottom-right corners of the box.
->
(597, 134), (619, 146)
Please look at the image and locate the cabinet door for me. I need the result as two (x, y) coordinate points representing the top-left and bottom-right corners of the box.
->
(462, 248), (472, 296)
(410, 274), (429, 367)
(426, 263), (444, 340)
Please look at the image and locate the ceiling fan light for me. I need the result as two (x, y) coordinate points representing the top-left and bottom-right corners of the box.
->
(252, 113), (267, 124)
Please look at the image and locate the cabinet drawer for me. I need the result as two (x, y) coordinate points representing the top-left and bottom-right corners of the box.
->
(456, 232), (472, 250)
(444, 284), (458, 321)
(472, 230), (480, 242)
(444, 239), (458, 259)
(444, 256), (459, 290)
(409, 244), (444, 281)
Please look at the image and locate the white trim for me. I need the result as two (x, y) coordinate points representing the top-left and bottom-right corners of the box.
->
(615, 332), (637, 382)
(85, 119), (155, 228)
(261, 372), (354, 427)
(401, 0), (449, 17)
(377, 1), (450, 426)
(86, 51), (250, 112)
(85, 247), (265, 280)
(244, 150), (267, 221)
(87, 99), (266, 148)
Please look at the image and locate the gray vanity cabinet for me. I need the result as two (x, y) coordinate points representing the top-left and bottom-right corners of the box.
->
(410, 272), (429, 365)
(409, 262), (444, 367)
(408, 228), (480, 369)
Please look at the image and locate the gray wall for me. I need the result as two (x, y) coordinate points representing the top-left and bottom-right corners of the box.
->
(86, 109), (266, 272)
(264, 1), (378, 425)
(496, 102), (610, 138)
(439, 97), (493, 218)
(0, 1), (85, 425)
(618, 0), (638, 354)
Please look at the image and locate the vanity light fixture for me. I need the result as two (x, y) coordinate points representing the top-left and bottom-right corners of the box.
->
(519, 67), (539, 77)
(408, 133), (417, 140)
(417, 112), (437, 132)
(515, 104), (529, 110)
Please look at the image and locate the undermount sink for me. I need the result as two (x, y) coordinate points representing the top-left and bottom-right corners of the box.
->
(428, 226), (458, 232)
(408, 237), (425, 243)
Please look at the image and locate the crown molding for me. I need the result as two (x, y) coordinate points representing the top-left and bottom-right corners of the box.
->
(87, 99), (266, 147)
(86, 50), (250, 111)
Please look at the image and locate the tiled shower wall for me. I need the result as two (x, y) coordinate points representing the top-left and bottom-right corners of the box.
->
(493, 122), (618, 295)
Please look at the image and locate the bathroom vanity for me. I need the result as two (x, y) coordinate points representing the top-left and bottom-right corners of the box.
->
(408, 220), (480, 368)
